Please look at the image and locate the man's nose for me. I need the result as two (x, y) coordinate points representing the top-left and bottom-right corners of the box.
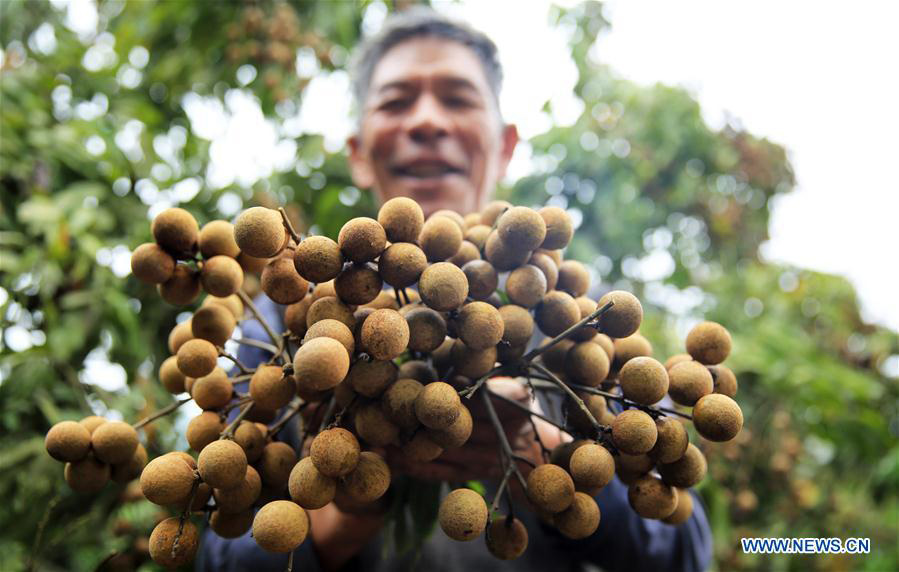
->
(404, 93), (451, 144)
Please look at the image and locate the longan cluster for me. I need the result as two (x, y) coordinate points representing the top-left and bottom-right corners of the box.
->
(45, 417), (143, 493)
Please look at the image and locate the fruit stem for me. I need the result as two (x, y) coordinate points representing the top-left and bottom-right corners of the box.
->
(266, 400), (307, 439)
(237, 290), (289, 363)
(278, 207), (303, 245)
(528, 363), (606, 436)
(458, 364), (511, 399)
(220, 401), (255, 439)
(172, 472), (200, 559)
(287, 549), (295, 572)
(486, 388), (568, 433)
(521, 299), (614, 364)
(234, 337), (281, 356)
(479, 389), (528, 491)
(218, 346), (252, 374)
(132, 397), (192, 430)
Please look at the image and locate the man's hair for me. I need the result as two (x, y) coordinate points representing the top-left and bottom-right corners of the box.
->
(348, 7), (504, 117)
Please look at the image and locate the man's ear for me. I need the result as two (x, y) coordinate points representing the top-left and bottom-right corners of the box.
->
(347, 134), (376, 189)
(496, 123), (520, 180)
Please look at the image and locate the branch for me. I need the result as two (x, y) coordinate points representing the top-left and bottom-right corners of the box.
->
(237, 290), (286, 362)
(479, 390), (528, 490)
(529, 363), (606, 435)
(458, 364), (511, 399)
(522, 299), (614, 363)
(486, 389), (568, 432)
(278, 207), (303, 245)
(266, 400), (307, 439)
(218, 347), (251, 374)
(132, 397), (192, 430)
(172, 472), (201, 560)
(221, 402), (255, 439)
(234, 337), (281, 356)
(529, 377), (694, 421)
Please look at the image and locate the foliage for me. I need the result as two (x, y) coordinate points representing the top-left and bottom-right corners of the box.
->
(0, 1), (896, 571)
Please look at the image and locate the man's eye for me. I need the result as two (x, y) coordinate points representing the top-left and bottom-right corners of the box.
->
(444, 96), (473, 108)
(379, 99), (409, 111)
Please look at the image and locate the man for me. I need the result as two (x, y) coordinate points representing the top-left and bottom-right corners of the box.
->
(201, 8), (713, 572)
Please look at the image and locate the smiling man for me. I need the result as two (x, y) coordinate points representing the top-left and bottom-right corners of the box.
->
(200, 8), (712, 572)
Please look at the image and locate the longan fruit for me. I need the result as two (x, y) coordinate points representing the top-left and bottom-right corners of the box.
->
(249, 365), (294, 411)
(258, 442), (297, 488)
(448, 240), (481, 267)
(612, 333), (653, 370)
(692, 393), (743, 442)
(667, 361), (714, 406)
(339, 451), (391, 503)
(355, 402), (400, 446)
(177, 338), (218, 378)
(305, 296), (354, 331)
(487, 516), (529, 560)
(359, 308), (409, 360)
(294, 235), (344, 283)
(538, 206), (573, 249)
(648, 417), (689, 464)
(535, 247), (563, 267)
(569, 444), (615, 489)
(234, 207), (286, 259)
(555, 491), (600, 539)
(455, 301), (504, 350)
(334, 263), (382, 305)
(540, 339), (574, 373)
(430, 209), (466, 231)
(566, 394), (612, 434)
(415, 381), (461, 430)
(450, 339), (497, 378)
(378, 197), (424, 242)
(619, 356), (669, 405)
(403, 432), (443, 462)
(611, 410), (658, 455)
(91, 421), (138, 465)
(663, 488), (694, 525)
(362, 289), (401, 311)
(199, 219), (240, 259)
(152, 207), (199, 257)
(462, 212), (481, 229)
(79, 416), (107, 435)
(210, 508), (254, 539)
(261, 257), (309, 305)
(149, 517), (199, 567)
(168, 319), (194, 354)
(112, 443), (148, 483)
(64, 455), (109, 493)
(192, 367), (232, 410)
(158, 264), (201, 305)
(565, 342), (611, 388)
(289, 457), (336, 509)
(528, 251), (559, 291)
(311, 280), (337, 301)
(481, 200), (512, 226)
(419, 215), (463, 262)
(664, 353), (693, 371)
(628, 475), (678, 519)
(506, 264), (548, 308)
(45, 421), (91, 462)
(238, 251), (271, 275)
(438, 488), (488, 541)
(615, 452), (654, 484)
(404, 307), (447, 353)
(549, 440), (590, 473)
(464, 224), (492, 249)
(419, 262), (469, 311)
(709, 364), (738, 397)
(381, 378), (424, 431)
(293, 337), (349, 392)
(338, 217), (386, 263)
(140, 454), (196, 506)
(431, 336), (454, 375)
(158, 357), (184, 395)
(378, 242), (427, 287)
(214, 465), (262, 513)
(570, 296), (599, 342)
(535, 291), (581, 337)
(658, 443), (707, 488)
(557, 260), (590, 298)
(593, 333), (615, 362)
(304, 319), (355, 356)
(200, 255), (244, 297)
(166, 451), (198, 471)
(252, 500), (308, 553)
(461, 259), (498, 301)
(131, 243), (175, 284)
(484, 230), (529, 271)
(233, 422), (266, 464)
(346, 359), (397, 398)
(191, 303), (236, 346)
(311, 428), (359, 477)
(596, 290), (643, 338)
(397, 360), (437, 384)
(685, 321), (732, 365)
(526, 464), (575, 514)
(197, 439), (247, 490)
(187, 411), (224, 452)
(205, 293), (242, 318)
(427, 403), (473, 449)
(498, 305), (534, 348)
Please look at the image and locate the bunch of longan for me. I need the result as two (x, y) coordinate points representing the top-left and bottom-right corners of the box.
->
(49, 197), (746, 567)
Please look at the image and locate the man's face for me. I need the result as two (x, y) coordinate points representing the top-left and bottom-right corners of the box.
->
(348, 36), (518, 217)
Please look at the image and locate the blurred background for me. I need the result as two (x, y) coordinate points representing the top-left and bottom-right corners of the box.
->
(1, 1), (897, 570)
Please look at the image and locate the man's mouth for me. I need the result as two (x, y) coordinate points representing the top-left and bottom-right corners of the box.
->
(391, 161), (465, 179)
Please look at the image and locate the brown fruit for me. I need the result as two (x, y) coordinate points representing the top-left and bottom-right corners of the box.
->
(403, 432), (444, 462)
(548, 440), (590, 473)
(596, 290), (643, 338)
(252, 500), (308, 553)
(334, 263), (382, 305)
(570, 296), (599, 342)
(664, 353), (693, 371)
(528, 252), (559, 291)
(611, 410), (658, 455)
(158, 264), (201, 305)
(455, 301), (504, 350)
(535, 291), (581, 337)
(538, 206), (573, 249)
(487, 516), (529, 559)
(539, 339), (574, 373)
(45, 420), (91, 462)
(565, 342), (611, 388)
(91, 421), (138, 465)
(554, 492), (600, 539)
(569, 444), (615, 489)
(484, 230), (529, 271)
(311, 428), (360, 477)
(261, 257), (309, 305)
(199, 219), (240, 259)
(709, 364), (738, 397)
(663, 489), (694, 525)
(358, 308), (408, 360)
(187, 412), (224, 452)
(498, 304), (534, 347)
(289, 457), (336, 509)
(419, 215), (463, 262)
(382, 378), (424, 431)
(200, 255), (243, 297)
(210, 509), (254, 538)
(566, 394), (613, 434)
(339, 451), (390, 503)
(427, 404), (473, 449)
(191, 303), (236, 346)
(112, 443), (148, 483)
(355, 402), (400, 446)
(448, 240), (480, 267)
(168, 319), (194, 354)
(177, 338), (218, 378)
(378, 197), (424, 242)
(304, 318), (355, 356)
(64, 455), (109, 493)
(685, 321), (732, 364)
(692, 393), (743, 442)
(131, 243), (175, 284)
(497, 206), (546, 252)
(667, 361), (714, 406)
(310, 280), (338, 301)
(140, 455), (196, 505)
(415, 381), (462, 430)
(480, 200), (512, 226)
(397, 360), (437, 383)
(293, 337), (349, 392)
(338, 217), (386, 263)
(438, 488), (488, 541)
(346, 359), (397, 398)
(192, 367), (232, 410)
(593, 334), (615, 361)
(615, 452), (654, 484)
(306, 296), (355, 330)
(619, 357), (669, 405)
(152, 207), (199, 258)
(506, 264), (548, 308)
(238, 251), (271, 274)
(149, 517), (199, 567)
(213, 465), (262, 513)
(233, 422), (265, 464)
(430, 209), (466, 231)
(612, 333), (653, 370)
(419, 262), (469, 311)
(258, 442), (297, 488)
(628, 475), (678, 519)
(556, 260), (590, 298)
(648, 417), (689, 464)
(450, 339), (497, 378)
(234, 207), (286, 258)
(249, 365), (295, 411)
(658, 443), (707, 488)
(526, 464), (575, 513)
(405, 307), (447, 353)
(285, 297), (313, 336)
(379, 242), (427, 287)
(159, 355), (187, 394)
(464, 224), (492, 249)
(461, 259), (498, 300)
(293, 235), (344, 283)
(197, 439), (247, 489)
